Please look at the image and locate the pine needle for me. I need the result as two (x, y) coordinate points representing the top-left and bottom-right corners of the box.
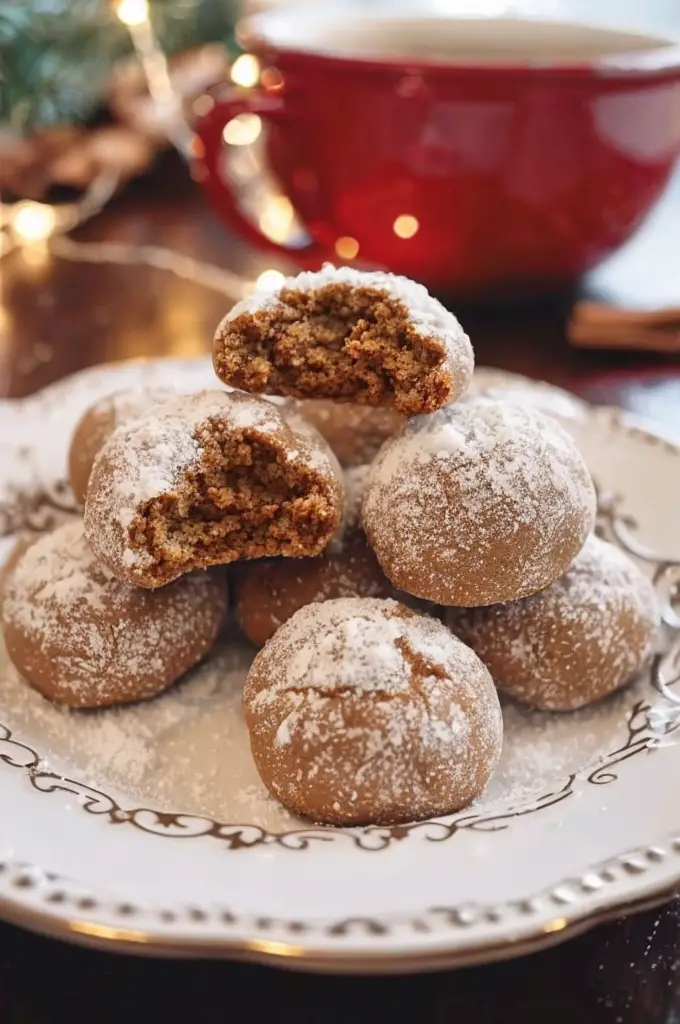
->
(0, 0), (236, 131)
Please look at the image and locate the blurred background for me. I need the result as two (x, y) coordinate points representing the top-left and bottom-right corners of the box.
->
(3, 0), (679, 271)
(1, 0), (679, 398)
(2, 6), (680, 1021)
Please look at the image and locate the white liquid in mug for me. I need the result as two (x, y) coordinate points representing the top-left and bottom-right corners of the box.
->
(249, 12), (674, 66)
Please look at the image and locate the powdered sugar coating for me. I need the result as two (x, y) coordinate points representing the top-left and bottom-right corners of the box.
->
(243, 597), (503, 824)
(219, 265), (474, 410)
(1, 520), (226, 708)
(93, 388), (182, 424)
(446, 535), (660, 712)
(362, 398), (597, 606)
(68, 387), (179, 505)
(84, 390), (344, 587)
(227, 264), (471, 359)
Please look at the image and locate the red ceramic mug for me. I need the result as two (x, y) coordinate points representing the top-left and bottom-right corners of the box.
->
(195, 9), (680, 296)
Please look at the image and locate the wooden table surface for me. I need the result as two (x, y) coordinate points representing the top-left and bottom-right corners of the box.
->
(0, 158), (679, 1022)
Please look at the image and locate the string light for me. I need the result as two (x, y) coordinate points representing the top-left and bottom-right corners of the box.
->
(114, 0), (191, 157)
(9, 202), (57, 244)
(258, 196), (294, 244)
(0, 6), (280, 310)
(393, 214), (420, 239)
(227, 146), (262, 184)
(230, 54), (261, 88)
(9, 202), (56, 245)
(260, 67), (284, 92)
(19, 245), (52, 271)
(115, 0), (150, 27)
(1, 172), (119, 259)
(222, 114), (262, 147)
(255, 269), (285, 291)
(50, 236), (251, 300)
(1, 175), (254, 304)
(335, 236), (360, 260)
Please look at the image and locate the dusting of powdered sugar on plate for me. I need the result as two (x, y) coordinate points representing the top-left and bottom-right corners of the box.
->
(0, 634), (299, 832)
(0, 358), (676, 837)
(0, 622), (660, 831)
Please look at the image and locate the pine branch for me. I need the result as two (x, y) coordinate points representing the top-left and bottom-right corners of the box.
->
(0, 0), (237, 132)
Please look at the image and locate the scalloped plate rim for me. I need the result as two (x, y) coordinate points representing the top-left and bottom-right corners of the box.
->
(0, 357), (678, 972)
(0, 865), (677, 973)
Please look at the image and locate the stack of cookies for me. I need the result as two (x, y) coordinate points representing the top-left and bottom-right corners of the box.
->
(0, 265), (660, 828)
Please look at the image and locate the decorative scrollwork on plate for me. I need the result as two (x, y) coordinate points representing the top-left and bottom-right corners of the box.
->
(0, 678), (676, 853)
(0, 391), (679, 854)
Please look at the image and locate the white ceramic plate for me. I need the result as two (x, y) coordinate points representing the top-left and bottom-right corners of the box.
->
(0, 358), (678, 973)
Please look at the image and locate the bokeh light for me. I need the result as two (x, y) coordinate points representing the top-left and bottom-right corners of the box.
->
(222, 113), (262, 146)
(393, 214), (420, 239)
(10, 202), (57, 244)
(230, 54), (261, 88)
(259, 197), (294, 243)
(255, 269), (285, 291)
(334, 236), (360, 260)
(115, 0), (150, 27)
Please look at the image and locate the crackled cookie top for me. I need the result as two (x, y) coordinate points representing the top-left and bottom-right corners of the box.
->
(446, 535), (660, 711)
(243, 597), (502, 825)
(68, 386), (178, 504)
(362, 397), (597, 606)
(2, 520), (226, 708)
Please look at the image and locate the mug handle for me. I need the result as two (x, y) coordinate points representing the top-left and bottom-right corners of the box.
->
(194, 90), (330, 266)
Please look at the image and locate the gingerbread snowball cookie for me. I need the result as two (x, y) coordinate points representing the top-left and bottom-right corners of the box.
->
(446, 535), (660, 711)
(2, 520), (226, 708)
(243, 597), (503, 825)
(234, 466), (405, 646)
(214, 265), (473, 415)
(84, 390), (344, 588)
(68, 387), (178, 504)
(362, 399), (596, 607)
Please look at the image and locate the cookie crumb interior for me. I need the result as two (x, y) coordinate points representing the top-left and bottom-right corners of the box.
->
(215, 284), (448, 414)
(128, 423), (336, 584)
